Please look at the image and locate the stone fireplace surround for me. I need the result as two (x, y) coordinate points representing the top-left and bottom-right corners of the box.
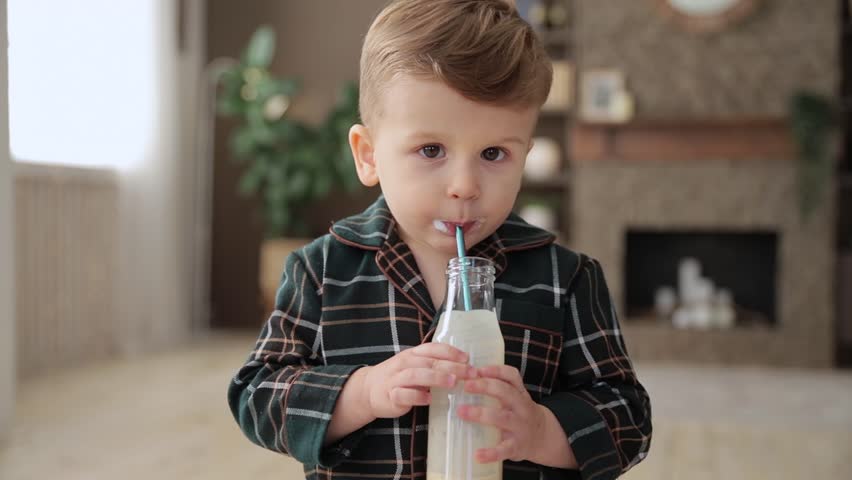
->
(568, 120), (835, 368)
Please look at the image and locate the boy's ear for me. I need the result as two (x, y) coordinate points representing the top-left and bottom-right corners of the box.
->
(349, 124), (379, 187)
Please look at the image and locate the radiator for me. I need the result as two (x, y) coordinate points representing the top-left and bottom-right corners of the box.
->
(14, 168), (119, 378)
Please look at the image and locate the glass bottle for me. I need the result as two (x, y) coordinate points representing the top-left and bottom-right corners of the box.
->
(427, 257), (504, 480)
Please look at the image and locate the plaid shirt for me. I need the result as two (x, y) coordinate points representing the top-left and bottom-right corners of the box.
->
(228, 197), (652, 480)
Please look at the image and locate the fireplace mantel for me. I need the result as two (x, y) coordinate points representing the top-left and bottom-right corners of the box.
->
(570, 117), (796, 163)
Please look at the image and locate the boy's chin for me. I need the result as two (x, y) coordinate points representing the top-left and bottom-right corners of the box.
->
(427, 238), (461, 255)
(430, 230), (486, 254)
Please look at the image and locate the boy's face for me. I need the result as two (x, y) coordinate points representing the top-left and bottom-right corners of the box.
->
(350, 76), (538, 258)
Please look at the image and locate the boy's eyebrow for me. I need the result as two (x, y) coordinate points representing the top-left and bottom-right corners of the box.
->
(495, 136), (527, 146)
(406, 132), (527, 146)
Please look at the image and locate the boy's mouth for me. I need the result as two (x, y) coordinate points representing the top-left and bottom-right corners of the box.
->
(433, 219), (480, 236)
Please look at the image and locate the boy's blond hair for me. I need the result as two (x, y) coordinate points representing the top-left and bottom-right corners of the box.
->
(359, 0), (552, 125)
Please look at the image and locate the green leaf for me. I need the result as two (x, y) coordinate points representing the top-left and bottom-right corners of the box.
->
(267, 164), (285, 185)
(267, 202), (291, 236)
(276, 78), (301, 97)
(294, 146), (318, 169)
(337, 147), (359, 191)
(313, 175), (332, 197)
(270, 119), (298, 142)
(216, 95), (244, 116)
(230, 127), (256, 158)
(256, 77), (300, 99)
(287, 170), (311, 199)
(244, 26), (276, 68)
(237, 163), (266, 195)
(790, 91), (836, 220)
(244, 105), (277, 146)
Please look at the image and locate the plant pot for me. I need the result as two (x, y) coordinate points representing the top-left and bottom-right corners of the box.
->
(260, 237), (312, 314)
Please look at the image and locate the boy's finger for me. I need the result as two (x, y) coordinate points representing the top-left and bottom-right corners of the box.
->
(432, 360), (478, 380)
(456, 404), (513, 431)
(493, 437), (517, 460)
(474, 447), (503, 464)
(474, 437), (516, 464)
(463, 378), (523, 406)
(476, 364), (526, 392)
(409, 343), (469, 363)
(390, 387), (431, 407)
(393, 367), (457, 389)
(400, 354), (440, 370)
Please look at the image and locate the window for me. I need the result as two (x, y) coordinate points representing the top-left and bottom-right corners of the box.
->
(8, 0), (158, 169)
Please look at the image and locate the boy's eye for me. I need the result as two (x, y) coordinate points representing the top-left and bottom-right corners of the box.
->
(419, 145), (444, 159)
(481, 147), (505, 162)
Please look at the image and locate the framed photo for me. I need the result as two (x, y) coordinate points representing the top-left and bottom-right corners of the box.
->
(579, 69), (634, 124)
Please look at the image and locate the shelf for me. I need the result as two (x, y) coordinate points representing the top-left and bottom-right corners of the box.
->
(570, 116), (795, 162)
(539, 108), (571, 118)
(522, 174), (570, 191)
(535, 28), (570, 47)
(527, 17), (572, 245)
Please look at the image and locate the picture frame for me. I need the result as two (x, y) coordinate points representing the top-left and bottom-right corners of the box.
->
(579, 69), (634, 124)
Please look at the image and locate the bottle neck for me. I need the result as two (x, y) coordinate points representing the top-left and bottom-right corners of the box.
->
(443, 257), (496, 313)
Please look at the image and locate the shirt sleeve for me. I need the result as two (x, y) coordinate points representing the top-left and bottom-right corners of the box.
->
(539, 256), (652, 480)
(227, 250), (367, 467)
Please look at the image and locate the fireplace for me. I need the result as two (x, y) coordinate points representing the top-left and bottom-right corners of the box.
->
(624, 230), (778, 327)
(568, 154), (834, 367)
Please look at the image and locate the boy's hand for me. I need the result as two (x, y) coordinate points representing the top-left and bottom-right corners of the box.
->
(361, 343), (476, 419)
(456, 364), (548, 464)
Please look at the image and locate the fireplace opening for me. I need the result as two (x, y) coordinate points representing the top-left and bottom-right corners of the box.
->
(624, 229), (778, 328)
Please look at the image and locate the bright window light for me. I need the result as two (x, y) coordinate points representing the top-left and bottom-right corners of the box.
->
(8, 0), (158, 169)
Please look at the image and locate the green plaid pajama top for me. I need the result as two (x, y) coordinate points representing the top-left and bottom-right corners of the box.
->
(228, 196), (652, 480)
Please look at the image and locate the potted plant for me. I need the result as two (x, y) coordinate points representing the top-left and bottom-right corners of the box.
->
(216, 26), (362, 310)
(789, 90), (838, 220)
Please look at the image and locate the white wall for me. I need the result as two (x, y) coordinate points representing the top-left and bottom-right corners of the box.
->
(0, 0), (16, 441)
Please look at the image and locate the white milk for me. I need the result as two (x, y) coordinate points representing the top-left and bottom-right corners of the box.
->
(427, 309), (505, 480)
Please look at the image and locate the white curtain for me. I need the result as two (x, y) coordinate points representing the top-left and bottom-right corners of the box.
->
(116, 0), (208, 354)
(6, 0), (209, 359)
(4, 0), (208, 381)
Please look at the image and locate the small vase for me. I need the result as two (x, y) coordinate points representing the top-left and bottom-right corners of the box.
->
(525, 137), (561, 181)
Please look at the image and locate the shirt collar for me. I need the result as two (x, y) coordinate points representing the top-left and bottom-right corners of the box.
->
(330, 195), (556, 321)
(329, 195), (556, 263)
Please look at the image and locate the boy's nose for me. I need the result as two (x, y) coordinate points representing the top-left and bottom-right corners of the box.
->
(446, 164), (481, 200)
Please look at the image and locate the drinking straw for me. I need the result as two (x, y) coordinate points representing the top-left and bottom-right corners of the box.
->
(455, 226), (472, 311)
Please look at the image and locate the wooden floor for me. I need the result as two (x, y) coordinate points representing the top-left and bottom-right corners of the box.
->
(0, 333), (305, 480)
(2, 333), (852, 479)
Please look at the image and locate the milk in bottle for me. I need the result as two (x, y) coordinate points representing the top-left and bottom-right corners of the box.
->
(427, 257), (504, 480)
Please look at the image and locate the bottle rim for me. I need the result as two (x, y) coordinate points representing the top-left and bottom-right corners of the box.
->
(446, 256), (496, 277)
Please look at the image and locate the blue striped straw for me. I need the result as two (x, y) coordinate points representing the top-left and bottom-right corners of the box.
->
(455, 226), (472, 311)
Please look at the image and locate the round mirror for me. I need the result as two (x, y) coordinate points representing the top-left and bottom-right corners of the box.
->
(655, 0), (760, 33)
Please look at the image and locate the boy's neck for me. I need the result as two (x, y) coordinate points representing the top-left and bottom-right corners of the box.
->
(397, 229), (454, 310)
(409, 246), (452, 311)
